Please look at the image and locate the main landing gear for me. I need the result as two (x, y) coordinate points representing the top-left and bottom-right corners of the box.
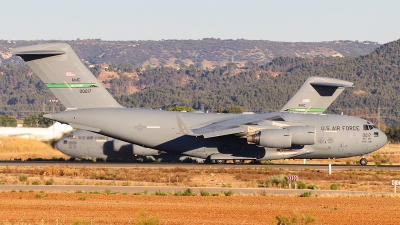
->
(360, 157), (368, 166)
(209, 159), (244, 164)
(215, 159), (226, 164)
(233, 159), (243, 164)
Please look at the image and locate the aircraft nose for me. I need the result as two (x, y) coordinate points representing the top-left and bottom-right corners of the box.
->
(379, 131), (388, 148)
(55, 138), (67, 153)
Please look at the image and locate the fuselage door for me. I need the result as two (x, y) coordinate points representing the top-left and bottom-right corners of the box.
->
(338, 142), (344, 152)
(362, 144), (368, 152)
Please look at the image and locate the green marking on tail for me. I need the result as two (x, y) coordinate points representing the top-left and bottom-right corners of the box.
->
(45, 83), (98, 88)
(284, 108), (325, 113)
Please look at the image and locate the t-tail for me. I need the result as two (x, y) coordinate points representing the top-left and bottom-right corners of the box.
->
(12, 43), (123, 110)
(280, 77), (353, 114)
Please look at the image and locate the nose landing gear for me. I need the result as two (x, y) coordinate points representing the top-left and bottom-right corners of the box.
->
(360, 157), (368, 166)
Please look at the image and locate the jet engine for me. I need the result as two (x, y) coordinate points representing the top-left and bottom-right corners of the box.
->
(112, 139), (132, 152)
(112, 140), (160, 156)
(286, 126), (315, 145)
(132, 145), (160, 156)
(247, 126), (315, 148)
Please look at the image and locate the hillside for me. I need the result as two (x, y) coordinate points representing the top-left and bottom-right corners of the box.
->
(114, 39), (400, 127)
(0, 39), (379, 68)
(1, 39), (400, 127)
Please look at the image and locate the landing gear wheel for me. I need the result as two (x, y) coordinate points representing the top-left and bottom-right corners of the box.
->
(233, 159), (243, 164)
(360, 158), (368, 166)
(216, 159), (226, 164)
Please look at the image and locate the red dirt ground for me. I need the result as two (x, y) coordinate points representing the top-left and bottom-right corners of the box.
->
(0, 192), (399, 224)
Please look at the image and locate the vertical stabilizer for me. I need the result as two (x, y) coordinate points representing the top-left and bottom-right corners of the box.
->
(280, 77), (353, 113)
(12, 43), (122, 109)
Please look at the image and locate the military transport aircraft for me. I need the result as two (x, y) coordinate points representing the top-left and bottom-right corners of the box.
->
(12, 43), (387, 165)
(56, 129), (203, 162)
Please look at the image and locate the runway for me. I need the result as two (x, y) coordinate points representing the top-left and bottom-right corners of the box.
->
(0, 161), (399, 170)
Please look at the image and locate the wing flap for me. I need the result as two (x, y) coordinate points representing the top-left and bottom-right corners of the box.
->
(176, 114), (199, 136)
(68, 123), (101, 132)
(202, 127), (245, 138)
(178, 113), (283, 138)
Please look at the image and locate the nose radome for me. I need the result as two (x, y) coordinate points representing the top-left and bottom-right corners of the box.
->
(55, 139), (66, 153)
(380, 131), (388, 148)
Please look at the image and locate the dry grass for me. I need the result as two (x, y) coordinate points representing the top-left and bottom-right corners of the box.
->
(0, 165), (397, 192)
(285, 143), (400, 165)
(0, 138), (398, 192)
(0, 137), (67, 160)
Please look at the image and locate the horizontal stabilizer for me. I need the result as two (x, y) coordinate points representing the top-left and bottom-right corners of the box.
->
(14, 50), (66, 62)
(310, 82), (353, 88)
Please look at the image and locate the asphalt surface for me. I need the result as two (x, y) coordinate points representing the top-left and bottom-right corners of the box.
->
(0, 161), (399, 170)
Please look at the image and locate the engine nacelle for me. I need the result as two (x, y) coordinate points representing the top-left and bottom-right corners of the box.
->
(247, 126), (316, 148)
(286, 126), (315, 145)
(112, 139), (132, 152)
(112, 140), (160, 155)
(132, 145), (160, 156)
(247, 129), (291, 148)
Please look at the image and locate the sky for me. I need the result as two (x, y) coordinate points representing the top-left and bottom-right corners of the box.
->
(1, 0), (400, 44)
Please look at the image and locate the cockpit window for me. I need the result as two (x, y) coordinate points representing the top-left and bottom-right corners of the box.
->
(363, 124), (375, 130)
(68, 134), (76, 139)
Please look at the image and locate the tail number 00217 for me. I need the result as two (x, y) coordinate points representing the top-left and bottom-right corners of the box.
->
(80, 89), (91, 94)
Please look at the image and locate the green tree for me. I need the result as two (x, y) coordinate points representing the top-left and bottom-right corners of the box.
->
(37, 112), (54, 127)
(23, 113), (53, 128)
(118, 63), (136, 73)
(215, 106), (244, 114)
(0, 115), (17, 127)
(166, 106), (194, 112)
(386, 127), (400, 142)
(23, 114), (38, 127)
(89, 64), (102, 78)
(226, 105), (244, 114)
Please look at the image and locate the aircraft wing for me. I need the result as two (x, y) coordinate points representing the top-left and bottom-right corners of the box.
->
(177, 113), (282, 138)
(177, 76), (353, 139)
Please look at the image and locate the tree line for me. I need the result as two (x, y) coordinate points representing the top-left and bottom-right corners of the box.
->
(1, 39), (400, 129)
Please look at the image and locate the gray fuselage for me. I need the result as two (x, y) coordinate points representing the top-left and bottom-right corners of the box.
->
(49, 108), (387, 161)
(56, 129), (198, 162)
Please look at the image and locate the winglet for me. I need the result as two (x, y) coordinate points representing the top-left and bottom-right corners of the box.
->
(176, 114), (198, 136)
